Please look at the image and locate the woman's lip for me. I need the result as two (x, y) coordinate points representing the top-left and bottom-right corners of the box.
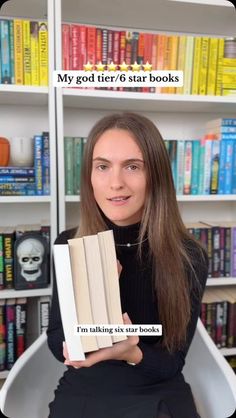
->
(107, 196), (131, 205)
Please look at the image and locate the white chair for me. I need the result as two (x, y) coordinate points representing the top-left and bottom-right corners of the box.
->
(0, 321), (236, 418)
(183, 319), (236, 418)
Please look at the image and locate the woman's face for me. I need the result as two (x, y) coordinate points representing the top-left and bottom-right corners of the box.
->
(91, 128), (147, 226)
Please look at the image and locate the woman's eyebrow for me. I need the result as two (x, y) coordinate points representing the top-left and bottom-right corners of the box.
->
(92, 157), (144, 163)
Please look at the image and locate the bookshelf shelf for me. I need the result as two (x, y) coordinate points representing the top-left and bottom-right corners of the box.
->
(0, 85), (48, 106)
(62, 89), (236, 113)
(220, 347), (236, 357)
(0, 196), (51, 203)
(0, 287), (52, 299)
(207, 278), (236, 287)
(65, 195), (236, 203)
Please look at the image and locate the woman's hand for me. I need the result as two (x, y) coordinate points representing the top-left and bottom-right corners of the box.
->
(63, 312), (143, 369)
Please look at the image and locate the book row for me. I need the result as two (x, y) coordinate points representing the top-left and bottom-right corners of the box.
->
(165, 138), (236, 196)
(62, 23), (236, 96)
(0, 296), (50, 370)
(0, 18), (48, 86)
(64, 136), (86, 195)
(63, 134), (236, 196)
(201, 288), (236, 349)
(0, 224), (50, 290)
(187, 222), (236, 279)
(0, 132), (50, 196)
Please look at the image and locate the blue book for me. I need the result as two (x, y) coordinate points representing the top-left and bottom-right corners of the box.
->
(34, 135), (43, 195)
(0, 167), (35, 176)
(203, 140), (212, 195)
(0, 20), (11, 84)
(221, 133), (236, 140)
(9, 20), (14, 84)
(0, 176), (35, 183)
(169, 140), (177, 192)
(42, 132), (50, 195)
(176, 141), (185, 195)
(231, 141), (236, 194)
(210, 140), (220, 194)
(224, 140), (234, 194)
(218, 141), (227, 195)
(198, 140), (205, 195)
(191, 140), (200, 195)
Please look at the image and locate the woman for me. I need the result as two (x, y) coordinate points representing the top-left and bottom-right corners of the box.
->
(47, 112), (208, 418)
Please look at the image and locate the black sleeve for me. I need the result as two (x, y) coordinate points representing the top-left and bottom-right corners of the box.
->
(46, 229), (76, 363)
(135, 245), (208, 382)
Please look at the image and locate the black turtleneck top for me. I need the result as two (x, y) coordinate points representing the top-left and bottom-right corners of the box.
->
(47, 220), (208, 385)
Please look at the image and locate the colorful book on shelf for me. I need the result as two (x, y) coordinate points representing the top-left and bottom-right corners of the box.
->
(54, 230), (126, 361)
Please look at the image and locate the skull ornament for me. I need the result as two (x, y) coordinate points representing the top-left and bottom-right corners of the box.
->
(16, 238), (45, 282)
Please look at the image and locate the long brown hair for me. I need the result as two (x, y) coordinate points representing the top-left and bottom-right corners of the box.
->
(76, 112), (206, 352)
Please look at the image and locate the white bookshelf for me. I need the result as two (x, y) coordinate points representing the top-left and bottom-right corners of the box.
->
(0, 0), (57, 377)
(54, 0), (236, 365)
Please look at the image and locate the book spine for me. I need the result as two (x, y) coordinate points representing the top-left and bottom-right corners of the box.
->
(0, 176), (35, 183)
(71, 24), (80, 70)
(219, 227), (225, 277)
(0, 232), (4, 289)
(23, 20), (31, 85)
(14, 19), (23, 84)
(73, 137), (83, 195)
(6, 299), (16, 370)
(231, 141), (236, 194)
(215, 301), (224, 348)
(176, 35), (186, 95)
(226, 301), (235, 348)
(231, 227), (236, 277)
(39, 22), (48, 86)
(191, 140), (200, 195)
(224, 140), (234, 194)
(169, 140), (177, 190)
(0, 183), (36, 196)
(96, 28), (102, 64)
(183, 140), (192, 195)
(15, 298), (27, 358)
(210, 139), (220, 194)
(216, 39), (224, 96)
(3, 231), (15, 289)
(203, 139), (212, 195)
(30, 21), (39, 86)
(218, 140), (227, 194)
(64, 137), (74, 195)
(62, 24), (70, 70)
(34, 135), (43, 195)
(0, 19), (11, 84)
(0, 168), (35, 176)
(199, 37), (209, 95)
(224, 227), (231, 277)
(42, 131), (50, 195)
(78, 26), (87, 70)
(191, 37), (201, 95)
(0, 301), (6, 370)
(87, 26), (96, 66)
(207, 227), (213, 278)
(183, 36), (194, 95)
(176, 140), (185, 195)
(38, 296), (50, 334)
(212, 227), (220, 278)
(9, 20), (15, 84)
(207, 38), (218, 95)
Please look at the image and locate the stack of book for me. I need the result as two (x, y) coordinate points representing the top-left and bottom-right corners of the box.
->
(0, 18), (48, 86)
(54, 230), (126, 361)
(0, 132), (50, 196)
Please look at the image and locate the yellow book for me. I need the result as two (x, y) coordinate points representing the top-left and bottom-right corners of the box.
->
(207, 38), (219, 96)
(176, 35), (186, 95)
(38, 21), (48, 86)
(222, 89), (236, 96)
(23, 20), (31, 85)
(183, 36), (194, 95)
(168, 35), (179, 94)
(223, 58), (236, 67)
(30, 21), (39, 86)
(191, 37), (202, 95)
(216, 38), (224, 96)
(199, 37), (210, 95)
(13, 20), (23, 85)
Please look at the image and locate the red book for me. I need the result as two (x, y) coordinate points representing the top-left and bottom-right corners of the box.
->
(143, 33), (153, 92)
(62, 24), (70, 70)
(71, 24), (80, 70)
(96, 28), (102, 64)
(15, 298), (27, 358)
(86, 26), (96, 66)
(78, 26), (87, 70)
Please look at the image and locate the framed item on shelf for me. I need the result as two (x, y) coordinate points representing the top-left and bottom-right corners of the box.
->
(14, 232), (49, 290)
